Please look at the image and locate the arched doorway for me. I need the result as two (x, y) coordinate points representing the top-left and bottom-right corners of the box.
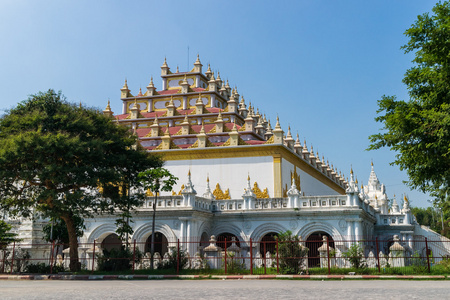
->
(216, 232), (240, 249)
(145, 232), (169, 256)
(306, 232), (335, 268)
(199, 232), (209, 250)
(101, 233), (122, 252)
(260, 232), (278, 255)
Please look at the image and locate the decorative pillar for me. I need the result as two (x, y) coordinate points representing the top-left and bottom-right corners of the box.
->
(318, 236), (334, 268)
(203, 235), (222, 269)
(242, 175), (256, 209)
(389, 235), (405, 267)
(181, 170), (197, 207)
(354, 220), (362, 242)
(287, 176), (301, 208)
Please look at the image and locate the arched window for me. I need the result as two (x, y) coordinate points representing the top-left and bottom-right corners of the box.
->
(101, 233), (122, 252)
(216, 232), (240, 249)
(305, 232), (334, 268)
(260, 232), (278, 255)
(145, 232), (169, 256)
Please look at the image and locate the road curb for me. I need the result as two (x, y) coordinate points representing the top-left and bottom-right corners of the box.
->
(0, 274), (447, 280)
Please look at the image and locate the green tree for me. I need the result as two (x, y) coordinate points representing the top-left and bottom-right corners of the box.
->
(276, 231), (308, 274)
(342, 243), (366, 270)
(0, 220), (20, 249)
(0, 90), (162, 271)
(368, 2), (450, 212)
(138, 167), (177, 269)
(42, 216), (85, 256)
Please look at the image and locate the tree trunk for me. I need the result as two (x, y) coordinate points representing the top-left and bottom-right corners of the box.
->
(61, 214), (81, 272)
(150, 192), (157, 270)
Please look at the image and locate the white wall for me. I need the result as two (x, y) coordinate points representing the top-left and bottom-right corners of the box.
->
(282, 159), (340, 196)
(164, 156), (274, 198)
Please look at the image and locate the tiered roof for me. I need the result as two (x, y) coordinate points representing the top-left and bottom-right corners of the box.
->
(105, 55), (348, 189)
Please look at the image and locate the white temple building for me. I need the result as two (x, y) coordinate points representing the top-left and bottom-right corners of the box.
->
(6, 56), (450, 268)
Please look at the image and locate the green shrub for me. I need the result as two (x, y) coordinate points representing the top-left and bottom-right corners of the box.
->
(97, 246), (142, 272)
(408, 251), (428, 273)
(223, 251), (245, 274)
(2, 248), (30, 273)
(276, 231), (308, 274)
(342, 243), (366, 269)
(25, 262), (65, 274)
(158, 248), (189, 270)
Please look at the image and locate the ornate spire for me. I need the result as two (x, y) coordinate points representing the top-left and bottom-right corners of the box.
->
(181, 74), (188, 85)
(194, 54), (201, 65)
(161, 57), (168, 68)
(131, 98), (139, 110)
(286, 126), (292, 139)
(266, 120), (273, 134)
(243, 173), (256, 198)
(202, 174), (214, 200)
(182, 169), (196, 194)
(391, 195), (399, 213)
(205, 63), (212, 77)
(147, 76), (155, 88)
(287, 171), (300, 196)
(164, 124), (170, 136)
(182, 113), (189, 124)
(231, 122), (238, 132)
(196, 93), (203, 105)
(275, 115), (282, 130)
(122, 78), (128, 89)
(152, 114), (159, 125)
(105, 99), (111, 111)
(199, 124), (205, 134)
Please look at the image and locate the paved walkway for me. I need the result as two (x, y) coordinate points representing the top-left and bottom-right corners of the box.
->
(0, 274), (448, 280)
(1, 280), (450, 300)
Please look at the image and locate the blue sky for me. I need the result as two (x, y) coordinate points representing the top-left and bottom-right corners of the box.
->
(0, 0), (439, 207)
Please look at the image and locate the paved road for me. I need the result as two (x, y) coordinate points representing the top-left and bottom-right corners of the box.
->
(1, 280), (449, 299)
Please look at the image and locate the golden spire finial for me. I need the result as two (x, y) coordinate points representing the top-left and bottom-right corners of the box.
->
(350, 166), (353, 175)
(196, 93), (203, 105)
(122, 78), (128, 89)
(162, 57), (168, 68)
(188, 169), (191, 176)
(165, 124), (170, 136)
(176, 65), (179, 73)
(207, 174), (209, 182)
(105, 99), (111, 111)
(79, 101), (82, 108)
(247, 172), (250, 181)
